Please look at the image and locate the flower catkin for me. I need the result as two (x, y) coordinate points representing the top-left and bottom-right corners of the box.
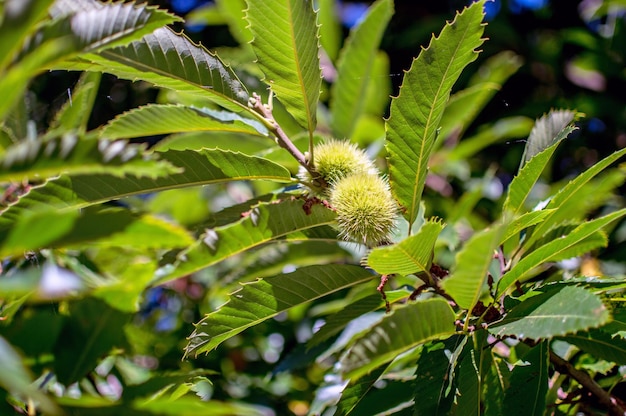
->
(330, 172), (397, 247)
(299, 139), (375, 196)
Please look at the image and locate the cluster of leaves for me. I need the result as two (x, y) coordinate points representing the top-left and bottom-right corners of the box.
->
(0, 0), (625, 415)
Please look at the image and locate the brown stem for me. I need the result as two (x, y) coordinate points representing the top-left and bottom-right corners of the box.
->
(549, 350), (626, 416)
(377, 274), (390, 313)
(249, 93), (313, 174)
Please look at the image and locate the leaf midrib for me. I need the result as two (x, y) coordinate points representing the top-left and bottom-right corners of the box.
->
(287, 0), (314, 133)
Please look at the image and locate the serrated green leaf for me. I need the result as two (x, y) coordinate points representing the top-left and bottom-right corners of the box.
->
(330, 0), (393, 139)
(46, 0), (180, 52)
(559, 329), (626, 365)
(160, 198), (337, 283)
(340, 298), (456, 380)
(490, 286), (610, 340)
(101, 104), (267, 139)
(0, 2), (181, 120)
(185, 264), (373, 356)
(153, 132), (269, 155)
(497, 208), (626, 297)
(441, 224), (504, 311)
(0, 136), (180, 183)
(245, 0), (321, 132)
(386, 1), (486, 227)
(502, 341), (548, 416)
(520, 109), (577, 167)
(503, 124), (576, 214)
(366, 219), (444, 276)
(56, 28), (250, 112)
(0, 149), (292, 229)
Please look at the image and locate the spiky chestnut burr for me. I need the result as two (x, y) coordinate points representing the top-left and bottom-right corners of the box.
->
(298, 139), (376, 196)
(330, 172), (397, 247)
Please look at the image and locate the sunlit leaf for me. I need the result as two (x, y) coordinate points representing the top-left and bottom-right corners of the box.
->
(57, 27), (250, 112)
(101, 104), (267, 139)
(0, 136), (179, 183)
(441, 223), (504, 311)
(226, 240), (352, 283)
(0, 149), (292, 228)
(185, 264), (373, 356)
(519, 109), (577, 167)
(501, 210), (555, 246)
(44, 0), (180, 53)
(133, 396), (266, 416)
(0, 2), (179, 120)
(160, 198), (336, 283)
(386, 0), (486, 227)
(245, 0), (321, 132)
(0, 208), (78, 256)
(497, 208), (626, 296)
(444, 116), (533, 162)
(366, 219), (444, 276)
(503, 124), (575, 214)
(524, 148), (626, 248)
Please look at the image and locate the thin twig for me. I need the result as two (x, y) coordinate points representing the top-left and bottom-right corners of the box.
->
(249, 93), (313, 174)
(377, 274), (390, 313)
(549, 350), (626, 416)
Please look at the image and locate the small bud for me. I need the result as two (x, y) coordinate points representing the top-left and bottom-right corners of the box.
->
(299, 139), (376, 196)
(330, 173), (397, 247)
